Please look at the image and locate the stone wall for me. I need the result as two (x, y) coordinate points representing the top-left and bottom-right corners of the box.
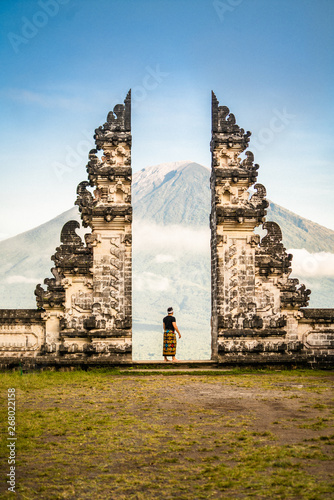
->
(0, 310), (45, 356)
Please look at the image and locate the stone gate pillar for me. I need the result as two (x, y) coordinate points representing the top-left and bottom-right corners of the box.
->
(210, 92), (264, 359)
(210, 92), (311, 363)
(75, 90), (133, 358)
(34, 92), (133, 361)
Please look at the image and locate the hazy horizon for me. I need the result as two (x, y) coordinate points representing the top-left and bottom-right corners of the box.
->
(1, 159), (334, 242)
(1, 1), (333, 238)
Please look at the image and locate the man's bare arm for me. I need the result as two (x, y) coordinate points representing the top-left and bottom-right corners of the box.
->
(172, 322), (181, 338)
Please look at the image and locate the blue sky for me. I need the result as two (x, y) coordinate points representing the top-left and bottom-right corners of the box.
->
(0, 0), (333, 238)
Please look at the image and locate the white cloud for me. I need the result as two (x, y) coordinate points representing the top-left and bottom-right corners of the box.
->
(133, 272), (169, 292)
(155, 254), (176, 263)
(289, 249), (334, 277)
(133, 222), (210, 254)
(3, 89), (88, 111)
(6, 275), (40, 284)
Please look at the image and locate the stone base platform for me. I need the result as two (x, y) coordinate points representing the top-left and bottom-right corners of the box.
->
(1, 357), (333, 372)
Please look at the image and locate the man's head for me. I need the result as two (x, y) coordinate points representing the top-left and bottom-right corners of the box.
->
(167, 307), (173, 315)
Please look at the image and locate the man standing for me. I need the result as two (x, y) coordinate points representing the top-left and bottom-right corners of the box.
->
(163, 307), (181, 362)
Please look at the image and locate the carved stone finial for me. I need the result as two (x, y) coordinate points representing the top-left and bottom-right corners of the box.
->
(261, 221), (283, 247)
(35, 266), (65, 309)
(211, 92), (252, 157)
(75, 181), (94, 210)
(124, 89), (131, 131)
(211, 91), (251, 140)
(51, 220), (92, 274)
(60, 221), (83, 247)
(249, 183), (269, 220)
(94, 90), (132, 149)
(75, 181), (94, 227)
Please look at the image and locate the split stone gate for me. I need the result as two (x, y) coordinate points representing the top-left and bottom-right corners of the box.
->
(0, 91), (333, 368)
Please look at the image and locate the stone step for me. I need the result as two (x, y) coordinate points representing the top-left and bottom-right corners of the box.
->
(129, 360), (218, 370)
(118, 360), (229, 373)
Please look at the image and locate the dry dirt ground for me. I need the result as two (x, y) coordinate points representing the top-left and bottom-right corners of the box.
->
(0, 368), (333, 499)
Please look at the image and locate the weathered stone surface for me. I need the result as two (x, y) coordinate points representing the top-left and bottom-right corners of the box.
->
(301, 309), (334, 321)
(0, 309), (45, 353)
(0, 310), (43, 322)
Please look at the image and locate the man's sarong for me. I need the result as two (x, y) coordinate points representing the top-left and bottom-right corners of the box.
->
(163, 329), (176, 356)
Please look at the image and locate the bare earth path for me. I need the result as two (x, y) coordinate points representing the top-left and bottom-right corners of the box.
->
(0, 369), (333, 499)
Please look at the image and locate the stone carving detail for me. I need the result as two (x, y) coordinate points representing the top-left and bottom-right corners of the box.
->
(256, 222), (311, 307)
(52, 221), (93, 275)
(75, 181), (94, 210)
(90, 233), (131, 334)
(35, 267), (65, 309)
(256, 222), (292, 276)
(86, 149), (131, 184)
(249, 184), (267, 209)
(76, 92), (133, 229)
(35, 221), (92, 310)
(75, 182), (94, 226)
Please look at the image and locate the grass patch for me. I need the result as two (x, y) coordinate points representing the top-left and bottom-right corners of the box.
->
(0, 369), (333, 499)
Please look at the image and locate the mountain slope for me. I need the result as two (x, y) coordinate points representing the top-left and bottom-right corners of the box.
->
(266, 202), (334, 253)
(133, 161), (211, 226)
(0, 207), (81, 308)
(133, 162), (334, 253)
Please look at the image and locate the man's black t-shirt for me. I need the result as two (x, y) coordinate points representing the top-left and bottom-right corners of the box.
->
(163, 315), (175, 331)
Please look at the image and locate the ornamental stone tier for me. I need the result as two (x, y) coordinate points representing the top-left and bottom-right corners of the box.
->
(0, 90), (333, 368)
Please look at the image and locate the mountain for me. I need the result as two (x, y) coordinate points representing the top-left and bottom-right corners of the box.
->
(0, 161), (333, 359)
(266, 202), (334, 253)
(133, 161), (334, 252)
(0, 208), (80, 309)
(132, 161), (211, 226)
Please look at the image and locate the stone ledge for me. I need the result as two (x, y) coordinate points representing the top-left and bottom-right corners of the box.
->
(0, 356), (332, 370)
(0, 309), (44, 323)
(301, 309), (334, 321)
(219, 329), (287, 338)
(60, 330), (132, 338)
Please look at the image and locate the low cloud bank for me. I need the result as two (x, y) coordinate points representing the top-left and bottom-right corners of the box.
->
(133, 272), (169, 292)
(155, 254), (176, 263)
(7, 275), (41, 284)
(133, 224), (334, 278)
(133, 222), (210, 254)
(289, 249), (334, 277)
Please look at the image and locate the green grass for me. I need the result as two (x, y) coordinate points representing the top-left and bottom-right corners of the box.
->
(0, 369), (333, 499)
